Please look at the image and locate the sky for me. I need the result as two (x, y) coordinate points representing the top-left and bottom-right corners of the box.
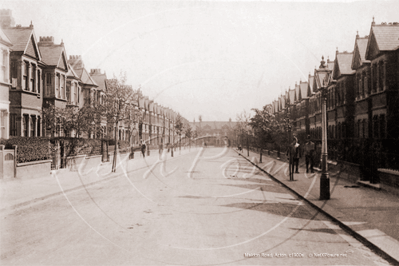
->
(2, 0), (398, 122)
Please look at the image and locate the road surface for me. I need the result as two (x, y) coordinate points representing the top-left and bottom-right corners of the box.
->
(0, 147), (390, 265)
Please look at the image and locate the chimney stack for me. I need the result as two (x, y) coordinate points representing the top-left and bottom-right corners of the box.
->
(38, 36), (54, 46)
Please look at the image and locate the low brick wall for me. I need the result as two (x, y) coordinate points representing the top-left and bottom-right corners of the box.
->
(65, 155), (86, 171)
(16, 160), (52, 179)
(331, 160), (361, 183)
(378, 169), (399, 196)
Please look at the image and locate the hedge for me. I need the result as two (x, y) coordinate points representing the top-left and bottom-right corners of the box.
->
(52, 137), (102, 157)
(0, 137), (51, 163)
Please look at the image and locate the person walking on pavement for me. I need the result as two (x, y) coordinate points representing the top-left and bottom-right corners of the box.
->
(141, 141), (146, 158)
(304, 135), (315, 173)
(287, 136), (301, 180)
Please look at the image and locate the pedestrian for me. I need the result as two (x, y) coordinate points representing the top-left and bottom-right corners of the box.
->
(141, 141), (146, 158)
(287, 136), (301, 180)
(238, 144), (242, 152)
(304, 135), (315, 173)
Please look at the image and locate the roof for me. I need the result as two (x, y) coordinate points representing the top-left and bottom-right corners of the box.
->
(2, 26), (33, 52)
(289, 88), (296, 104)
(68, 56), (97, 86)
(0, 27), (12, 46)
(80, 67), (97, 86)
(90, 69), (107, 91)
(38, 45), (65, 66)
(372, 24), (399, 51)
(336, 52), (355, 75)
(299, 81), (308, 99)
(308, 75), (314, 94)
(68, 55), (84, 70)
(357, 37), (369, 62)
(327, 60), (334, 71)
(66, 63), (80, 79)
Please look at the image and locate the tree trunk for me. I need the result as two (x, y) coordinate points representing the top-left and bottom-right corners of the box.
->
(112, 120), (118, 172)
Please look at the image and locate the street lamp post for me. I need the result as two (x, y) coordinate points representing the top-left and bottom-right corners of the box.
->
(319, 80), (330, 200)
(246, 125), (250, 157)
(285, 105), (293, 181)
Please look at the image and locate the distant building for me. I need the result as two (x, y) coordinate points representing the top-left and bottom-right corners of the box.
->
(190, 120), (237, 145)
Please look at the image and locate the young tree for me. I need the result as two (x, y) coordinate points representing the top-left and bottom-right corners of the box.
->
(174, 113), (184, 151)
(184, 122), (192, 148)
(42, 104), (99, 139)
(101, 73), (140, 172)
(249, 104), (291, 153)
(236, 110), (252, 155)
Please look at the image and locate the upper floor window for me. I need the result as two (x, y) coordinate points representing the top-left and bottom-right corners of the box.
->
(55, 73), (60, 98)
(23, 61), (29, 90)
(60, 74), (65, 99)
(358, 75), (363, 99)
(10, 59), (17, 83)
(37, 70), (41, 94)
(74, 84), (78, 104)
(31, 64), (36, 92)
(46, 73), (52, 96)
(0, 49), (8, 83)
(372, 64), (377, 93)
(66, 82), (71, 102)
(378, 61), (384, 92)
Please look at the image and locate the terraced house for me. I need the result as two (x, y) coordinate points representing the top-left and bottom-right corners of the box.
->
(3, 22), (43, 138)
(0, 8), (188, 151)
(0, 27), (12, 139)
(271, 19), (399, 185)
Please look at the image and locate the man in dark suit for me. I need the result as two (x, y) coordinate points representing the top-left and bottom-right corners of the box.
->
(287, 137), (301, 180)
(303, 135), (315, 173)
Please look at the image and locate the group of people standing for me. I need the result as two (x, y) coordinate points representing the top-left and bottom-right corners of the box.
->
(286, 135), (315, 181)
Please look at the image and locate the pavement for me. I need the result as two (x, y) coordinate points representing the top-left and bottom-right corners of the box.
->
(0, 146), (197, 213)
(1, 146), (399, 265)
(237, 148), (399, 265)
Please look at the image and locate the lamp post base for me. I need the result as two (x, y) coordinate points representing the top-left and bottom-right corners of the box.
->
(320, 173), (330, 200)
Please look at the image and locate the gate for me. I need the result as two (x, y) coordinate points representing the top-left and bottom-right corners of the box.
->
(0, 145), (16, 179)
(101, 140), (109, 162)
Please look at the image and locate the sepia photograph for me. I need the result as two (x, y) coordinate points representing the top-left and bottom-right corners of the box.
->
(0, 0), (399, 265)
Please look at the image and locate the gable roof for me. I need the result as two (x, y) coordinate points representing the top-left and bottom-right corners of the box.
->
(80, 67), (97, 86)
(295, 84), (300, 102)
(289, 87), (296, 105)
(371, 24), (399, 51)
(68, 56), (97, 87)
(90, 69), (107, 92)
(3, 26), (32, 51)
(327, 59), (334, 70)
(352, 36), (370, 69)
(366, 23), (399, 59)
(39, 45), (67, 70)
(333, 51), (355, 79)
(66, 63), (80, 80)
(0, 27), (12, 46)
(3, 26), (41, 59)
(307, 74), (314, 95)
